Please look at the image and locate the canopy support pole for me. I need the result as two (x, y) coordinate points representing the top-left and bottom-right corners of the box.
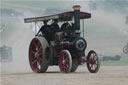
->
(82, 19), (85, 38)
(35, 22), (37, 35)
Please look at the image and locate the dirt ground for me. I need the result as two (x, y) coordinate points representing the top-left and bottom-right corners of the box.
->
(1, 65), (128, 85)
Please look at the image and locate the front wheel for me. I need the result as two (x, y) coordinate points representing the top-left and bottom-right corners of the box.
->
(87, 50), (100, 73)
(59, 50), (72, 73)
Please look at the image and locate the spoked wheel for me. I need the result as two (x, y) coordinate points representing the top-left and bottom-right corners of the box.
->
(87, 50), (100, 73)
(70, 58), (78, 72)
(123, 46), (128, 54)
(59, 50), (72, 73)
(29, 37), (49, 73)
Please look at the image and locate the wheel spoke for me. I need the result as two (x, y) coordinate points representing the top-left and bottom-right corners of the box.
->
(91, 64), (93, 69)
(63, 64), (69, 71)
(93, 53), (96, 57)
(93, 55), (96, 60)
(66, 64), (69, 70)
(65, 57), (69, 64)
(33, 42), (38, 48)
(32, 56), (37, 61)
(31, 45), (36, 52)
(38, 47), (42, 53)
(37, 56), (42, 64)
(37, 45), (41, 52)
(93, 65), (95, 70)
(93, 60), (96, 64)
(37, 62), (41, 69)
(94, 64), (97, 68)
(35, 67), (39, 71)
(38, 52), (43, 56)
(90, 54), (93, 59)
(65, 60), (69, 65)
(32, 59), (37, 65)
(31, 50), (36, 54)
(37, 40), (41, 47)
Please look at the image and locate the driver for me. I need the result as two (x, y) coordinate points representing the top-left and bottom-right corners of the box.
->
(37, 20), (52, 43)
(37, 20), (50, 35)
(50, 19), (60, 40)
(61, 22), (71, 31)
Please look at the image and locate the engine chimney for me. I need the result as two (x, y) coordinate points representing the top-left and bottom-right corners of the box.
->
(73, 5), (81, 31)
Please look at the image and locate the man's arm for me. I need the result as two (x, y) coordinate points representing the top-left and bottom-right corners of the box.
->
(36, 27), (42, 36)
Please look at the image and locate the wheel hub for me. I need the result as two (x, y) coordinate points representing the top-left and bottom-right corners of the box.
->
(62, 60), (65, 64)
(35, 52), (39, 57)
(90, 59), (96, 64)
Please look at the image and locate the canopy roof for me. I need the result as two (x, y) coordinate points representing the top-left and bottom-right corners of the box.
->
(24, 11), (91, 23)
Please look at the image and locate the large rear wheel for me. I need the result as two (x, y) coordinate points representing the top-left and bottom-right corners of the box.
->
(29, 37), (49, 73)
(59, 50), (72, 73)
(87, 50), (100, 73)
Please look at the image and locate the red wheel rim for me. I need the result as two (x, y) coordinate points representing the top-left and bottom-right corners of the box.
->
(87, 52), (98, 73)
(29, 38), (43, 72)
(59, 51), (70, 72)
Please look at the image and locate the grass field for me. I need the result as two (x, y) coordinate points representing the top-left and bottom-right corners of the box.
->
(101, 54), (128, 66)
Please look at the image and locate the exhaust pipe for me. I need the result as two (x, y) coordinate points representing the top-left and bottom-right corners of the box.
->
(73, 5), (81, 31)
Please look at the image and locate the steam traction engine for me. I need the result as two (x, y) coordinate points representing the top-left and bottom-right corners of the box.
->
(24, 5), (100, 73)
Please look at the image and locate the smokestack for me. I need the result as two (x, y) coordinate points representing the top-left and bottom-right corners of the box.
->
(73, 5), (81, 31)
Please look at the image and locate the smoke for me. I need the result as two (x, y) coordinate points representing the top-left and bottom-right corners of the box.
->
(85, 10), (128, 55)
(1, 7), (36, 73)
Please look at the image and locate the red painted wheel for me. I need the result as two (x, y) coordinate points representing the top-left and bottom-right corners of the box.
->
(29, 37), (49, 73)
(59, 50), (72, 73)
(87, 50), (100, 73)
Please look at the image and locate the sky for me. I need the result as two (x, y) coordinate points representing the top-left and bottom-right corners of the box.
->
(0, 0), (128, 72)
(1, 0), (128, 53)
